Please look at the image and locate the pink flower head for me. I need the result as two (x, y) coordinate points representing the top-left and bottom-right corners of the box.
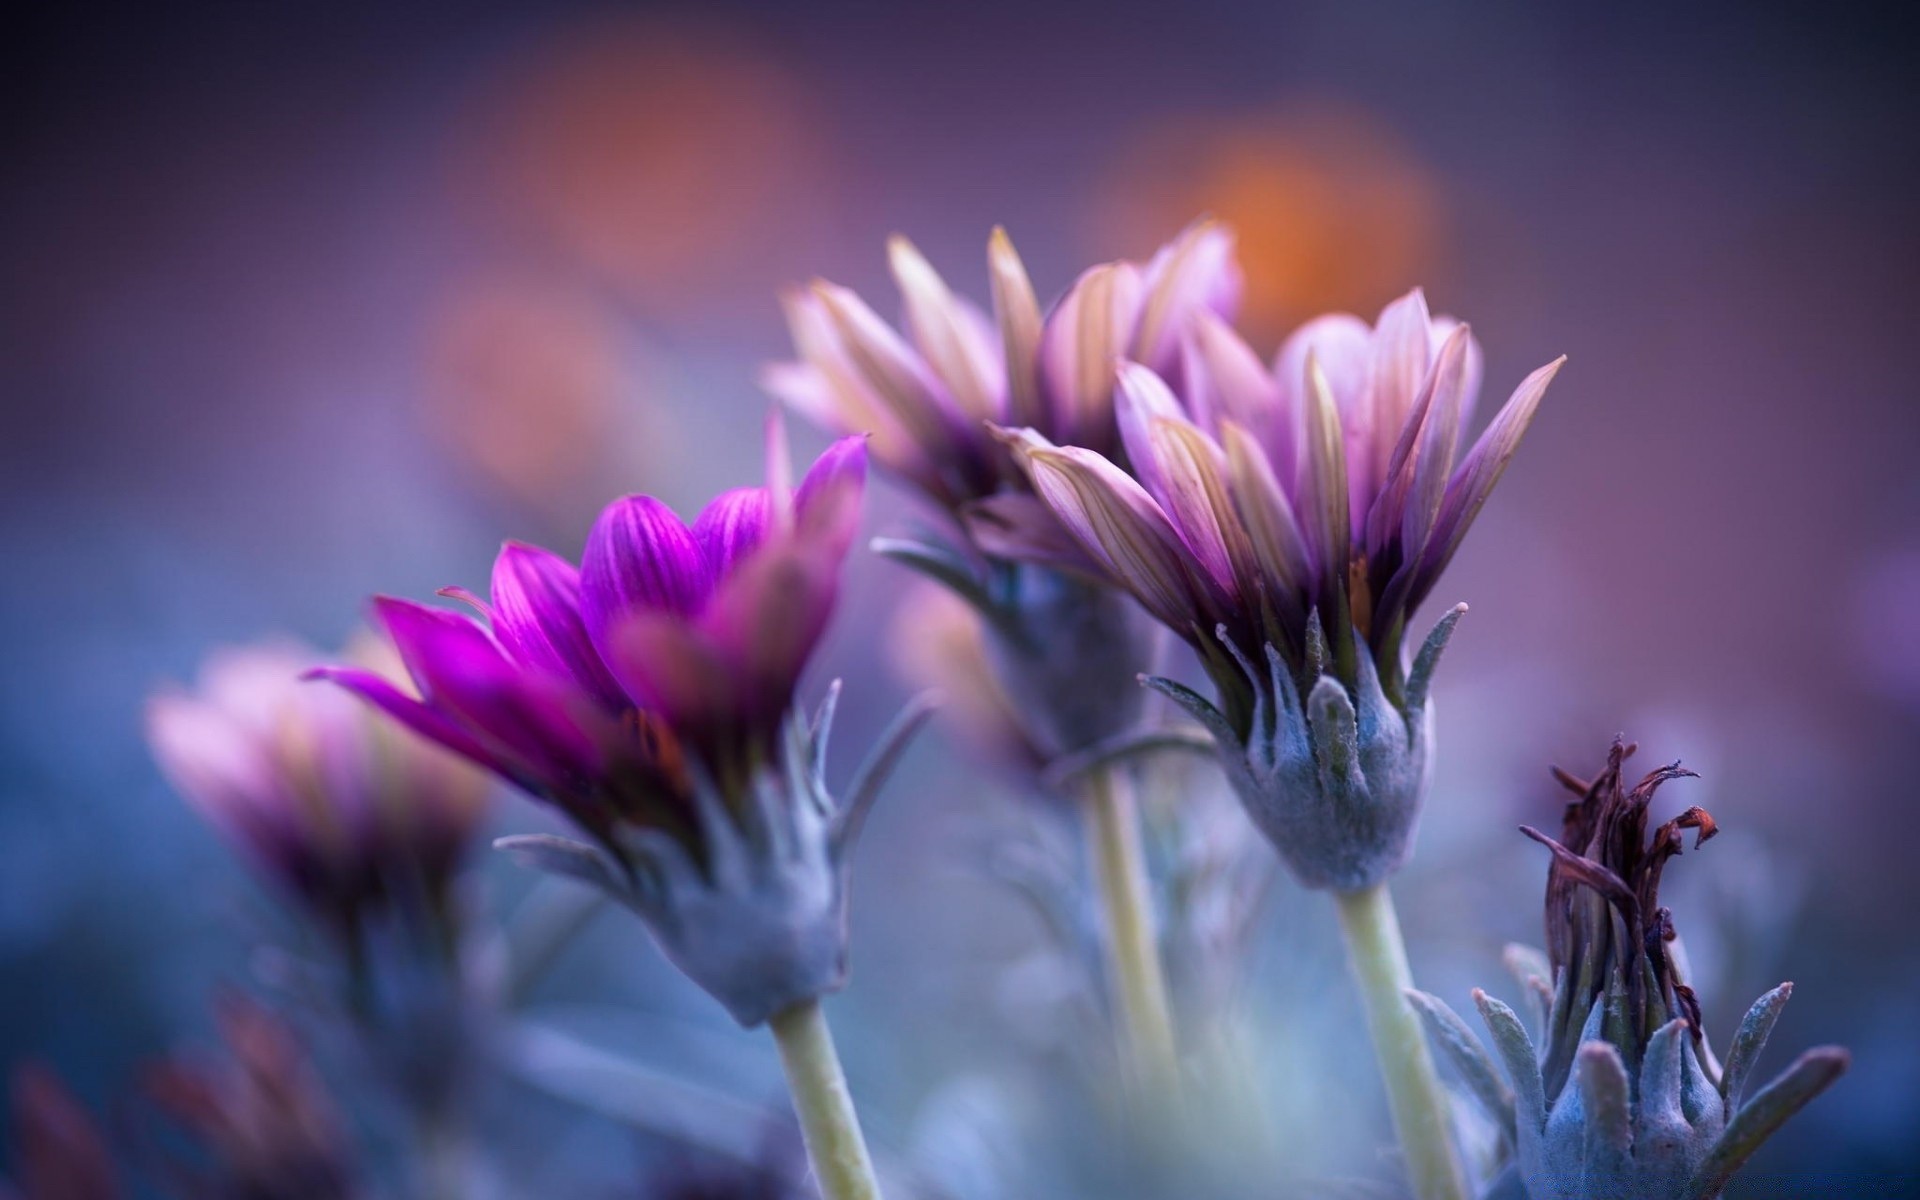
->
(765, 220), (1240, 552)
(315, 429), (868, 850)
(147, 636), (491, 939)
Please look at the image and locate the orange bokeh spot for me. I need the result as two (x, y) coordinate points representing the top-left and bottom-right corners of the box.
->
(1095, 106), (1444, 341)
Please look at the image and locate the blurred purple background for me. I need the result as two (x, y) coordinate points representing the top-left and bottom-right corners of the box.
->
(4, 0), (1917, 1192)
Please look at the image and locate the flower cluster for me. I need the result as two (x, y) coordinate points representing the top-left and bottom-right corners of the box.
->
(1410, 741), (1848, 1199)
(1001, 289), (1563, 889)
(147, 636), (492, 948)
(769, 223), (1241, 765)
(316, 431), (928, 1026)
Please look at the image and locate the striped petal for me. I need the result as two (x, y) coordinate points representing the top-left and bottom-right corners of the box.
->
(580, 495), (713, 651)
(693, 486), (772, 578)
(988, 226), (1046, 428)
(1221, 420), (1312, 612)
(1116, 362), (1240, 595)
(889, 235), (1004, 423)
(1039, 261), (1144, 448)
(491, 542), (626, 705)
(1415, 356), (1566, 603)
(1021, 443), (1213, 631)
(1131, 219), (1241, 376)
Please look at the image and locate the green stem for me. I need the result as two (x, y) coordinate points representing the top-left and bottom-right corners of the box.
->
(768, 1000), (883, 1200)
(1334, 882), (1469, 1200)
(1079, 763), (1180, 1090)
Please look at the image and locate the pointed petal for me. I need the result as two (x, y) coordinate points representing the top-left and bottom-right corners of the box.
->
(1038, 261), (1143, 448)
(1300, 353), (1352, 598)
(308, 666), (517, 784)
(1185, 309), (1287, 463)
(1275, 313), (1371, 492)
(1115, 364), (1245, 595)
(580, 495), (713, 667)
(889, 234), (1003, 421)
(1021, 443), (1212, 631)
(988, 226), (1046, 428)
(491, 541), (624, 703)
(793, 435), (869, 561)
(371, 597), (607, 784)
(1131, 219), (1241, 376)
(692, 487), (773, 578)
(1415, 356), (1565, 600)
(1221, 420), (1311, 612)
(814, 280), (970, 441)
(1369, 288), (1436, 446)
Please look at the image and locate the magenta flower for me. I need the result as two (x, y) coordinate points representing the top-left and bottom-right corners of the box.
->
(316, 431), (931, 1025)
(1001, 290), (1564, 888)
(767, 222), (1240, 765)
(147, 637), (491, 944)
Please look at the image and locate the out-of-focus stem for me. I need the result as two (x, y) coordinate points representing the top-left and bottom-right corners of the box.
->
(1333, 882), (1468, 1200)
(1079, 762), (1180, 1091)
(768, 1000), (883, 1200)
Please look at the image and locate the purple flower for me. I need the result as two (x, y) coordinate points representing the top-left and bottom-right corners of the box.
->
(1000, 290), (1564, 887)
(767, 222), (1240, 766)
(147, 636), (491, 943)
(317, 430), (932, 1025)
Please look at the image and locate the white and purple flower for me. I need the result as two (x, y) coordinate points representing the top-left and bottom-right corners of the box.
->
(999, 290), (1564, 888)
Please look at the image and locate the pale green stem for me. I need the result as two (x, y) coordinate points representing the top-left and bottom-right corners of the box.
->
(768, 1000), (883, 1200)
(1079, 762), (1180, 1091)
(1334, 882), (1469, 1200)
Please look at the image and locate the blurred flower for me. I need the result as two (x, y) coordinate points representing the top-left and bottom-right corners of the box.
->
(769, 222), (1237, 765)
(767, 221), (1237, 522)
(2, 1065), (118, 1200)
(146, 636), (492, 947)
(136, 994), (360, 1200)
(318, 426), (931, 1025)
(1094, 106), (1443, 342)
(1001, 290), (1563, 889)
(1410, 741), (1848, 1199)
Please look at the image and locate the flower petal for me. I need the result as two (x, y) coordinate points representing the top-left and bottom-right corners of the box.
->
(1117, 361), (1241, 595)
(701, 541), (839, 726)
(1221, 419), (1312, 613)
(1039, 261), (1144, 449)
(1021, 443), (1215, 632)
(1274, 313), (1371, 494)
(889, 235), (1003, 423)
(1415, 356), (1565, 601)
(307, 665), (518, 784)
(960, 492), (1107, 577)
(692, 487), (773, 578)
(491, 541), (625, 703)
(580, 494), (713, 660)
(374, 596), (608, 785)
(1183, 309), (1286, 456)
(988, 226), (1046, 428)
(603, 614), (736, 734)
(794, 435), (869, 561)
(1131, 219), (1242, 376)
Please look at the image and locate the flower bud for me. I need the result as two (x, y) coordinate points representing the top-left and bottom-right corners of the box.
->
(1409, 740), (1847, 1199)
